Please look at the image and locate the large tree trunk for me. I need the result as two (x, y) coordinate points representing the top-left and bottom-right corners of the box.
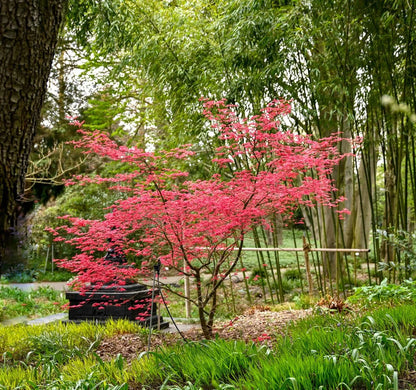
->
(0, 0), (66, 271)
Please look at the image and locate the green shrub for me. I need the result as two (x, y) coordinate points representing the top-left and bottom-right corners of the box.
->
(248, 267), (268, 286)
(293, 294), (315, 309)
(230, 309), (414, 389)
(2, 302), (416, 389)
(0, 286), (27, 302)
(0, 265), (36, 283)
(284, 268), (305, 281)
(35, 270), (74, 282)
(348, 278), (416, 305)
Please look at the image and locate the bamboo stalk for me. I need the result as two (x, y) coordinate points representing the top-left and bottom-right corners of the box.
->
(306, 230), (323, 294)
(254, 245), (269, 304)
(272, 218), (284, 302)
(304, 211), (325, 293)
(254, 226), (277, 303)
(259, 226), (280, 302)
(221, 281), (230, 313)
(291, 228), (304, 294)
(228, 274), (237, 313)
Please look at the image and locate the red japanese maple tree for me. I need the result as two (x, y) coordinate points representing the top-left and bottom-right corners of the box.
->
(49, 99), (350, 338)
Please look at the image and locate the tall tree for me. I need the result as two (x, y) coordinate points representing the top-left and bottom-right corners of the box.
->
(0, 0), (67, 270)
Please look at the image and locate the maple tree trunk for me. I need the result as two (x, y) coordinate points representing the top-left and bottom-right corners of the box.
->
(195, 271), (211, 339)
(0, 0), (66, 271)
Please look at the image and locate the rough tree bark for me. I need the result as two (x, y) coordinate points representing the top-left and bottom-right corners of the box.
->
(0, 0), (67, 271)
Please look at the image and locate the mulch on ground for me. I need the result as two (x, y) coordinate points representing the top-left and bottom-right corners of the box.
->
(96, 307), (312, 362)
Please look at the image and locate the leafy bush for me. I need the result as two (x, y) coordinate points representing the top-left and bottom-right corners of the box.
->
(0, 264), (37, 283)
(347, 278), (416, 305)
(284, 268), (305, 281)
(248, 267), (268, 286)
(30, 183), (123, 263)
(293, 294), (315, 309)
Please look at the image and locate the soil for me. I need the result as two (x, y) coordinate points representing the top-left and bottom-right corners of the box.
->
(96, 306), (312, 362)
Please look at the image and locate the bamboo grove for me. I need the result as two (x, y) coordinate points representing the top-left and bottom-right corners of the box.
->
(26, 0), (416, 295)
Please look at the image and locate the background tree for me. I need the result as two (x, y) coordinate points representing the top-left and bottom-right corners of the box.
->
(0, 0), (67, 271)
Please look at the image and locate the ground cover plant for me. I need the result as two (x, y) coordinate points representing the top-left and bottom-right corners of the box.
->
(48, 99), (353, 338)
(0, 286), (66, 322)
(0, 266), (74, 283)
(1, 303), (416, 389)
(347, 278), (416, 306)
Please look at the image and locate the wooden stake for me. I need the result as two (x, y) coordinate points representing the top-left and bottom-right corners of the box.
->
(184, 274), (191, 318)
(303, 235), (314, 296)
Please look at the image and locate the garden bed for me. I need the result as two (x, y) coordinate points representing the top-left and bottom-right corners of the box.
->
(96, 307), (312, 362)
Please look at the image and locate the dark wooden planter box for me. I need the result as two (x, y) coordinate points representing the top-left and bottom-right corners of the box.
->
(65, 283), (169, 329)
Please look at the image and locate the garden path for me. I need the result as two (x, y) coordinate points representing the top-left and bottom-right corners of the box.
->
(5, 281), (68, 291)
(4, 274), (185, 292)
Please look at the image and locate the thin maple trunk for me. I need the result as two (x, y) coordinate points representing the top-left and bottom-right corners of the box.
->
(207, 288), (217, 336)
(195, 270), (210, 338)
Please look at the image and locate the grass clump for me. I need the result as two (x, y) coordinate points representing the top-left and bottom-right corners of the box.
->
(0, 365), (39, 390)
(153, 339), (265, 388)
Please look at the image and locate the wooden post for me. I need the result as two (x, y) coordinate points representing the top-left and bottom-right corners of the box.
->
(303, 235), (314, 296)
(51, 244), (54, 274)
(44, 245), (50, 273)
(157, 292), (161, 330)
(184, 274), (191, 318)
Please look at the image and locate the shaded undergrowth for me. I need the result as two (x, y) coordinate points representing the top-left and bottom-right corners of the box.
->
(0, 286), (67, 322)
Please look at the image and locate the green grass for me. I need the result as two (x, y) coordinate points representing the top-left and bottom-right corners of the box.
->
(154, 305), (416, 389)
(35, 270), (75, 282)
(1, 303), (415, 389)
